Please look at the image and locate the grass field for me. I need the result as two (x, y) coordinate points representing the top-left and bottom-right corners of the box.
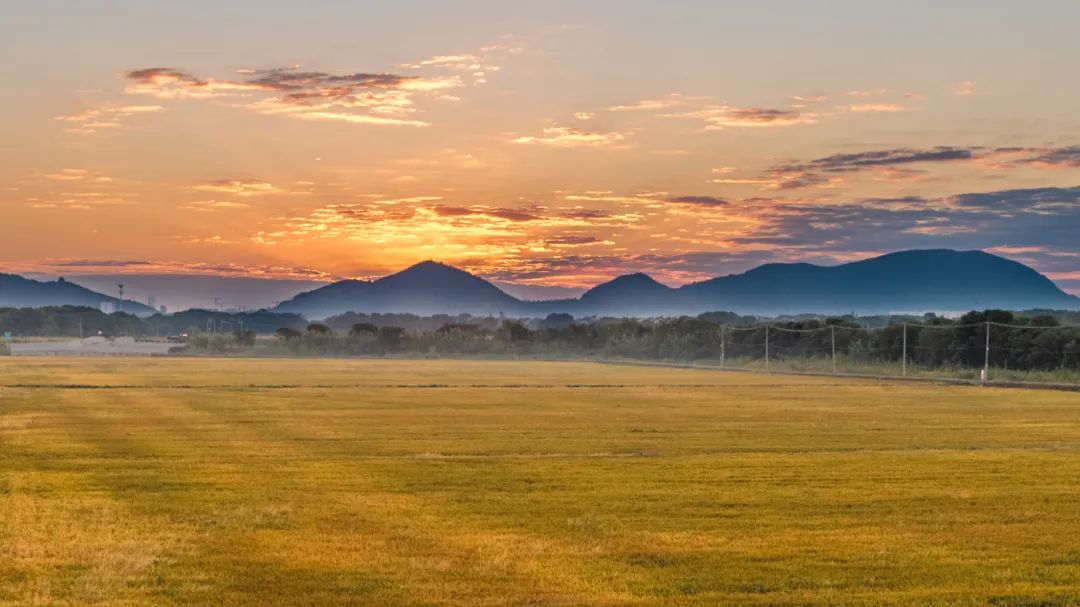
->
(1, 359), (1078, 606)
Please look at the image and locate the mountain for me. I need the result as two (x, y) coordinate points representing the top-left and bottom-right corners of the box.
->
(575, 273), (689, 316)
(274, 261), (520, 318)
(66, 274), (327, 313)
(679, 249), (1079, 314)
(271, 250), (1080, 319)
(0, 274), (157, 316)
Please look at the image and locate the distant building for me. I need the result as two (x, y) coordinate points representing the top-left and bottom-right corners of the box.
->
(100, 301), (115, 314)
(159, 305), (167, 315)
(148, 295), (157, 309)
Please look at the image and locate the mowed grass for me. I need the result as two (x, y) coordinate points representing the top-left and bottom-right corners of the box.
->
(1, 359), (1078, 606)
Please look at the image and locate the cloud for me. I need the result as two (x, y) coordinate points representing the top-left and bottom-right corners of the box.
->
(789, 95), (828, 106)
(182, 200), (252, 211)
(194, 179), (282, 196)
(44, 169), (95, 181)
(953, 80), (977, 96)
(806, 147), (977, 171)
(606, 94), (701, 112)
(844, 103), (909, 112)
(946, 186), (1080, 212)
(124, 64), (462, 127)
(712, 143), (1078, 192)
(400, 39), (522, 85)
(24, 169), (131, 210)
(24, 258), (336, 280)
(55, 104), (164, 135)
(49, 259), (153, 268)
(282, 111), (429, 127)
(665, 105), (817, 130)
(722, 187), (1080, 261)
(792, 145), (1080, 175)
(512, 126), (628, 147)
(25, 195), (132, 210)
(846, 89), (889, 97)
(1022, 146), (1080, 169)
(710, 167), (842, 190)
(544, 235), (602, 247)
(432, 205), (542, 222)
(124, 68), (267, 98)
(665, 195), (729, 207)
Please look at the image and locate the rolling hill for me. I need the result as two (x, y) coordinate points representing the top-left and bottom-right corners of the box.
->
(0, 274), (157, 316)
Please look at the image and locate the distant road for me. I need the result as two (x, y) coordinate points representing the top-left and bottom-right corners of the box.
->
(9, 336), (174, 356)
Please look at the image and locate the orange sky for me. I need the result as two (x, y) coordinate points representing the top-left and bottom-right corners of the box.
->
(1, 2), (1078, 294)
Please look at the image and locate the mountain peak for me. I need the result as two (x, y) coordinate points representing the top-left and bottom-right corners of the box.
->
(394, 260), (469, 276)
(380, 260), (492, 286)
(583, 272), (672, 299)
(606, 272), (668, 288)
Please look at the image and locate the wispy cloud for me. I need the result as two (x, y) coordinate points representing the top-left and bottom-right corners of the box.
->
(953, 80), (977, 96)
(55, 103), (164, 135)
(726, 145), (1080, 190)
(606, 94), (701, 112)
(400, 38), (523, 85)
(193, 179), (282, 196)
(512, 126), (629, 148)
(22, 258), (336, 280)
(182, 200), (252, 211)
(124, 64), (461, 127)
(843, 102), (909, 112)
(665, 105), (818, 130)
(665, 195), (729, 207)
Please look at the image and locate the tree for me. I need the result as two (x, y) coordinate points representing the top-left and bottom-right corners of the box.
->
(349, 323), (378, 337)
(234, 330), (256, 346)
(542, 313), (575, 329)
(378, 326), (406, 350)
(306, 323), (332, 335)
(499, 320), (531, 342)
(275, 327), (302, 340)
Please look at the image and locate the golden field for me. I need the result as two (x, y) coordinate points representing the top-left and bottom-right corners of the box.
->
(1, 358), (1078, 606)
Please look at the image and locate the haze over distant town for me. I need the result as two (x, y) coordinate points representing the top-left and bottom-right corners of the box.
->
(2, 1), (1078, 311)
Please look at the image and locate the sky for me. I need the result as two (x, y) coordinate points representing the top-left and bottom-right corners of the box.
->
(2, 0), (1079, 309)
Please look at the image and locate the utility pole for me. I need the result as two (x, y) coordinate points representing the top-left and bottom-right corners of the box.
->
(831, 325), (836, 375)
(902, 323), (907, 377)
(719, 326), (725, 369)
(983, 320), (991, 384)
(764, 325), (770, 371)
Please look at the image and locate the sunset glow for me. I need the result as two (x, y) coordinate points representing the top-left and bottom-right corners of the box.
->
(2, 1), (1078, 294)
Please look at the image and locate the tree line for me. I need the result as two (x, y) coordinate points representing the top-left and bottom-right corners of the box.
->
(3, 306), (1079, 371)
(183, 310), (1080, 372)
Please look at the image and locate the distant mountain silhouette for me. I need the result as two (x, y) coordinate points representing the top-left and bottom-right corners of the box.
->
(576, 273), (689, 316)
(678, 250), (1078, 314)
(274, 261), (519, 318)
(0, 274), (156, 315)
(272, 250), (1079, 319)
